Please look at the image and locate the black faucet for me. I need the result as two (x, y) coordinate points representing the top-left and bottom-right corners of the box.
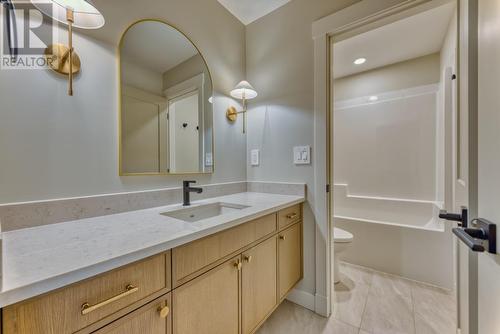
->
(183, 181), (203, 206)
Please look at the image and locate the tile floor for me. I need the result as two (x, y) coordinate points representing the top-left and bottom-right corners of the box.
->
(257, 262), (456, 334)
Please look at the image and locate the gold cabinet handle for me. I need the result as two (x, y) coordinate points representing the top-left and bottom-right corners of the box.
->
(286, 213), (298, 220)
(81, 284), (139, 315)
(279, 235), (286, 241)
(158, 305), (170, 318)
(244, 255), (253, 263)
(234, 260), (242, 270)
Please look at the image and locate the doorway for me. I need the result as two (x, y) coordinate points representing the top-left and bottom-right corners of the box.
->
(168, 90), (200, 173)
(329, 1), (458, 332)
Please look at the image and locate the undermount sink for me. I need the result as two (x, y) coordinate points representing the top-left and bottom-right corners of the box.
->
(160, 202), (250, 222)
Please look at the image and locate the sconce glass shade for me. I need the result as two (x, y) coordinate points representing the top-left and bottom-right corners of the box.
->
(230, 80), (258, 100)
(31, 0), (105, 29)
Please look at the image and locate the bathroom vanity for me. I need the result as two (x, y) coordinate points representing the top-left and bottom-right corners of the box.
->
(0, 193), (303, 334)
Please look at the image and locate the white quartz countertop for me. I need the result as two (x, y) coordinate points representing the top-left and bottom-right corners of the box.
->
(0, 192), (304, 307)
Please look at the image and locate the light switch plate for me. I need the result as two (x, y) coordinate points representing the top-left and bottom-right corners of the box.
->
(205, 153), (213, 166)
(251, 149), (260, 166)
(294, 146), (311, 165)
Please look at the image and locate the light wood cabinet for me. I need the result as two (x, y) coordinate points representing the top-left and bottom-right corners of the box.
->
(278, 204), (301, 230)
(92, 294), (171, 334)
(241, 237), (278, 334)
(278, 223), (303, 299)
(3, 252), (170, 334)
(172, 213), (276, 287)
(172, 256), (241, 334)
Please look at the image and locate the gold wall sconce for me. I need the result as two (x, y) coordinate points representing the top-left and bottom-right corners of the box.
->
(31, 0), (104, 96)
(226, 80), (258, 133)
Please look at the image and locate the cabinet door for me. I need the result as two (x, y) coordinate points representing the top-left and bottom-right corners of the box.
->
(172, 256), (240, 334)
(3, 253), (169, 334)
(172, 214), (276, 287)
(278, 223), (302, 299)
(242, 237), (277, 334)
(93, 294), (171, 334)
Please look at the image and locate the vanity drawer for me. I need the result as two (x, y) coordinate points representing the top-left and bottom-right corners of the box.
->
(278, 204), (302, 229)
(92, 294), (171, 334)
(3, 252), (170, 334)
(173, 214), (277, 286)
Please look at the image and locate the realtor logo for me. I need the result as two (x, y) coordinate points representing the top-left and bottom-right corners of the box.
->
(0, 1), (57, 70)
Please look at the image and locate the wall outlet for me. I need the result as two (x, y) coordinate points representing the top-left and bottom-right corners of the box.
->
(251, 149), (260, 166)
(293, 146), (311, 165)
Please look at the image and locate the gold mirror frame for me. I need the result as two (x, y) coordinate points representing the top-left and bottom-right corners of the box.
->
(118, 19), (215, 176)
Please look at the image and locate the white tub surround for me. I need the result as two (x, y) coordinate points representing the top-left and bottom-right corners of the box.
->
(334, 84), (440, 202)
(0, 192), (304, 308)
(334, 184), (444, 231)
(334, 184), (453, 289)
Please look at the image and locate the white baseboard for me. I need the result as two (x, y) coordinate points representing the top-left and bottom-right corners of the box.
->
(286, 289), (330, 317)
(286, 288), (315, 312)
(314, 293), (329, 317)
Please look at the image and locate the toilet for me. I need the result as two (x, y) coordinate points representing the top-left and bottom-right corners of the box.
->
(333, 227), (354, 284)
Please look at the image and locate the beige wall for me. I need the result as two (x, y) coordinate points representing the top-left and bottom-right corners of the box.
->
(334, 53), (441, 101)
(245, 0), (361, 302)
(163, 54), (210, 91)
(0, 0), (246, 203)
(122, 59), (164, 95)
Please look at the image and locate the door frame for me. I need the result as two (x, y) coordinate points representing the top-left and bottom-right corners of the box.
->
(165, 73), (206, 173)
(311, 0), (463, 317)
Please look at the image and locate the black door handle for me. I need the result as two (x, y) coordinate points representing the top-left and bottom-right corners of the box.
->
(439, 207), (468, 227)
(452, 218), (497, 254)
(452, 228), (485, 252)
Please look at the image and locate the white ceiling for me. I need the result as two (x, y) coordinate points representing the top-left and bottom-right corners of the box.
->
(217, 0), (291, 25)
(121, 21), (198, 73)
(333, 2), (455, 79)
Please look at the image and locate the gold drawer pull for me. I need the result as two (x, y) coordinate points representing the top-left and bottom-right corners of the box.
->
(286, 213), (298, 220)
(279, 235), (286, 241)
(244, 255), (253, 263)
(158, 305), (170, 318)
(234, 260), (242, 271)
(81, 284), (139, 315)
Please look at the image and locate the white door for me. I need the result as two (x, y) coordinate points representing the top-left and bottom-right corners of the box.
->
(477, 0), (500, 332)
(451, 0), (500, 333)
(455, 1), (474, 332)
(168, 90), (200, 173)
(443, 1), (474, 332)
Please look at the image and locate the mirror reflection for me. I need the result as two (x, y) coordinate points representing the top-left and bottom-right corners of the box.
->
(120, 20), (214, 175)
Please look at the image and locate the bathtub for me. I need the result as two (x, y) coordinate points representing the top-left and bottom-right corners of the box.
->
(334, 184), (454, 289)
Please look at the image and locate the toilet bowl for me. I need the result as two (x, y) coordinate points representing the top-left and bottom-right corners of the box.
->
(333, 227), (354, 284)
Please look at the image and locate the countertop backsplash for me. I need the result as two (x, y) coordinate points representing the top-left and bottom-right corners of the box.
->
(0, 181), (306, 232)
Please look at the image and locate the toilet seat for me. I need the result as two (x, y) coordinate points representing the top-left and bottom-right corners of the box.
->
(334, 227), (353, 243)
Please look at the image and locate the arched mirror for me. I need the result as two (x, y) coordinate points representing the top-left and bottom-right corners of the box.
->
(119, 20), (214, 175)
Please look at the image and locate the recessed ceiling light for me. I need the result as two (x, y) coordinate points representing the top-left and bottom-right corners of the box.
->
(369, 96), (378, 102)
(354, 58), (367, 65)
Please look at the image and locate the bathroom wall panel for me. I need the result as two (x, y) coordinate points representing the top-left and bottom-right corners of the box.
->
(334, 86), (438, 201)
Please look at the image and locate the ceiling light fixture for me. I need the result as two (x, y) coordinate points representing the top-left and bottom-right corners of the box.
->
(369, 96), (378, 102)
(354, 58), (367, 65)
